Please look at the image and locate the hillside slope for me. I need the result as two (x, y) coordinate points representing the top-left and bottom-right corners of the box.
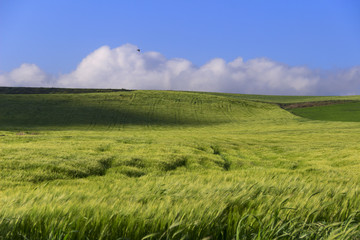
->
(0, 90), (295, 129)
(1, 89), (360, 239)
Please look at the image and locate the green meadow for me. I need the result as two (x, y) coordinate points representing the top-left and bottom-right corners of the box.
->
(291, 102), (360, 122)
(0, 89), (359, 239)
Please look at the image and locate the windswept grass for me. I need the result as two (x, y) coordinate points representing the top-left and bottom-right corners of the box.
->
(0, 90), (359, 239)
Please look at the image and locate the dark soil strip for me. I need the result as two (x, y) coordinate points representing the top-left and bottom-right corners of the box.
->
(279, 100), (359, 109)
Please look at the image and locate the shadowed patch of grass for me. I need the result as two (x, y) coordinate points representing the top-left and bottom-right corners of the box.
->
(163, 156), (188, 171)
(0, 86), (131, 94)
(0, 91), (272, 129)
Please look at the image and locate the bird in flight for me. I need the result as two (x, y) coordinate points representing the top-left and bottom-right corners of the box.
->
(137, 49), (141, 52)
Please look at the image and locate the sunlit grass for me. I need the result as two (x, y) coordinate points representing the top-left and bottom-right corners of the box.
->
(0, 90), (359, 239)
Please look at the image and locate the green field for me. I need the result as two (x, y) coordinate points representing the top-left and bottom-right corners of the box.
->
(291, 102), (360, 122)
(0, 89), (359, 239)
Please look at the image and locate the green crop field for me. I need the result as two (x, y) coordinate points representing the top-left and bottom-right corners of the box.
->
(291, 102), (360, 122)
(0, 88), (359, 239)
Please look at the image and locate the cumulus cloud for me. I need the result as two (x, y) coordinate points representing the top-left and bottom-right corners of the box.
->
(1, 44), (360, 95)
(58, 44), (195, 91)
(0, 63), (53, 87)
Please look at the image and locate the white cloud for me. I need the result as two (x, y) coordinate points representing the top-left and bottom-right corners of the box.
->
(1, 44), (360, 95)
(57, 44), (319, 95)
(0, 63), (52, 87)
(58, 44), (196, 91)
(315, 66), (360, 95)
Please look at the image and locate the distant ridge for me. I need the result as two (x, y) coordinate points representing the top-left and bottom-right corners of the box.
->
(0, 87), (132, 94)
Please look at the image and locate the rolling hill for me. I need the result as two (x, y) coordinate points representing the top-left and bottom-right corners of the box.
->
(0, 88), (359, 239)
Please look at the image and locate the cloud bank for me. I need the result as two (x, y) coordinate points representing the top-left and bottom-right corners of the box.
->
(1, 44), (360, 95)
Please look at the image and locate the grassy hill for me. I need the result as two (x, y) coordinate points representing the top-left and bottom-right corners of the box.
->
(0, 90), (294, 129)
(0, 89), (359, 239)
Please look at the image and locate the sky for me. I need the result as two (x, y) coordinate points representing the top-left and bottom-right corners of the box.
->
(1, 0), (360, 95)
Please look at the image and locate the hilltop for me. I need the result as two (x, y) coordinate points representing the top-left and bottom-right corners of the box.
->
(1, 87), (360, 128)
(0, 89), (295, 130)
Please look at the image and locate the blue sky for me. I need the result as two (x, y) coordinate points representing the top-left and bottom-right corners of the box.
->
(1, 1), (360, 95)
